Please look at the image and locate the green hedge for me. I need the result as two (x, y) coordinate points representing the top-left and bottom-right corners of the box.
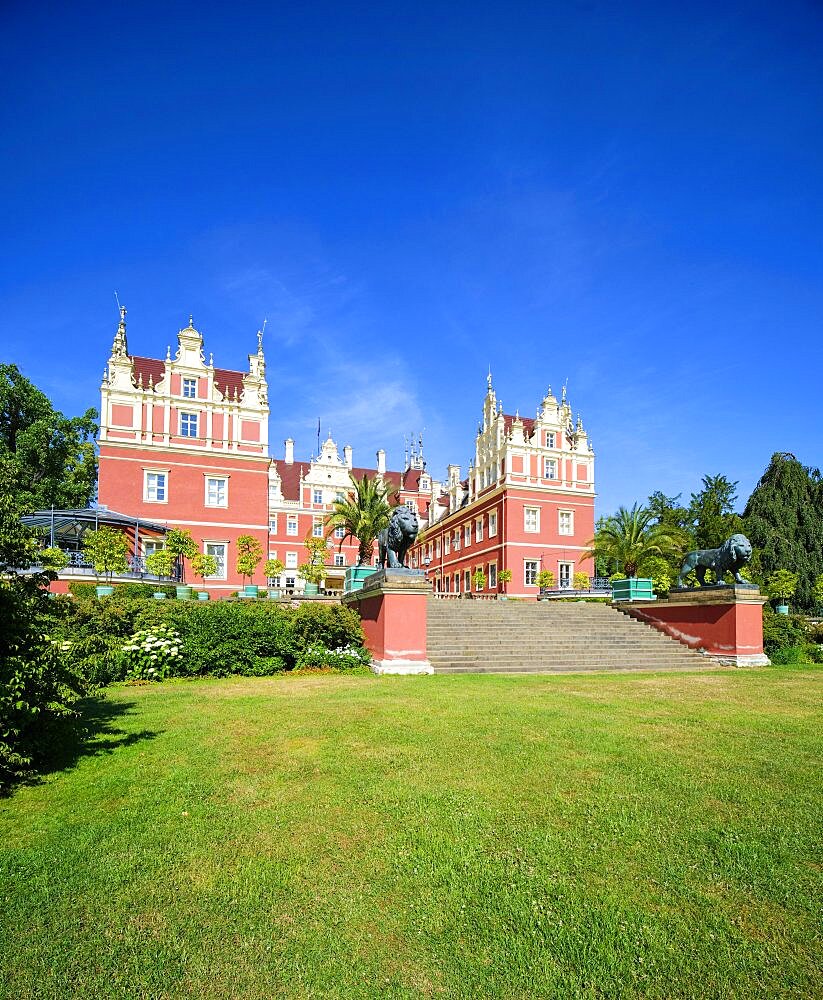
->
(68, 581), (177, 599)
(53, 596), (365, 682)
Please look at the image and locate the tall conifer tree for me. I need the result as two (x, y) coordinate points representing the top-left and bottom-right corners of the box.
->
(743, 453), (823, 610)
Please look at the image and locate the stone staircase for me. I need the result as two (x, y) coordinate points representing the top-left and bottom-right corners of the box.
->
(426, 598), (713, 674)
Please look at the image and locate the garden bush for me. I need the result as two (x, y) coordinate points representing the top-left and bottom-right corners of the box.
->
(68, 581), (176, 600)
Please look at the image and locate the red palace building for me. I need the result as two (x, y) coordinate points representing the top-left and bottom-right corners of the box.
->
(98, 310), (595, 598)
(408, 373), (596, 598)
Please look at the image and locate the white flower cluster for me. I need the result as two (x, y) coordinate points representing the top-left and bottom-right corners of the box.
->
(121, 625), (183, 681)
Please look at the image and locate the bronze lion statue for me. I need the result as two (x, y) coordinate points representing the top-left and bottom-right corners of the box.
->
(378, 505), (419, 568)
(677, 533), (753, 588)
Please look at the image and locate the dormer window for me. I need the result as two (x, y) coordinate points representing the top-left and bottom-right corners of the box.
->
(546, 432), (556, 448)
(182, 378), (197, 399)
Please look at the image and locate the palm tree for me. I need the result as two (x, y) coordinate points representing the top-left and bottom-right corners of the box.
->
(325, 474), (393, 566)
(586, 503), (682, 578)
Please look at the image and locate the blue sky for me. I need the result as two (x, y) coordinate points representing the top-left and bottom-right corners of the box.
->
(2, 1), (821, 515)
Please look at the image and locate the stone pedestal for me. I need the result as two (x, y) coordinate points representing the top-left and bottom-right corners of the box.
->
(623, 585), (770, 666)
(342, 569), (434, 675)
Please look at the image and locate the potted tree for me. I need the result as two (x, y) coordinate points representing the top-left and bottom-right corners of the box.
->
(766, 569), (799, 615)
(83, 526), (129, 597)
(537, 568), (555, 599)
(40, 546), (68, 573)
(236, 534), (264, 597)
(497, 568), (512, 600)
(586, 504), (679, 602)
(145, 547), (176, 599)
(264, 557), (285, 599)
(298, 535), (329, 596)
(325, 474), (392, 593)
(165, 528), (199, 599)
(190, 551), (218, 600)
(472, 569), (487, 596)
(573, 571), (590, 592)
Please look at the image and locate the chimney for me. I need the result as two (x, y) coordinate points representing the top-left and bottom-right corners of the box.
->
(284, 438), (294, 464)
(376, 448), (386, 475)
(343, 444), (353, 469)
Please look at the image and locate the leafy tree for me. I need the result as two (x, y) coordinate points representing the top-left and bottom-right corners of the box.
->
(190, 552), (218, 586)
(0, 363), (97, 512)
(572, 571), (590, 591)
(0, 458), (86, 785)
(263, 557), (285, 580)
(325, 474), (393, 565)
(743, 453), (823, 611)
(536, 569), (555, 589)
(497, 568), (512, 592)
(299, 535), (329, 587)
(235, 534), (264, 585)
(145, 548), (176, 579)
(83, 527), (129, 583)
(586, 503), (681, 578)
(689, 474), (744, 550)
(472, 569), (487, 591)
(766, 569), (799, 606)
(165, 528), (199, 583)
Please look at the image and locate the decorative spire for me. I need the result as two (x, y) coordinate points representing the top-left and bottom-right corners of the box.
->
(257, 318), (266, 355)
(165, 345), (171, 362)
(487, 366), (493, 390)
(111, 304), (128, 357)
(209, 352), (214, 367)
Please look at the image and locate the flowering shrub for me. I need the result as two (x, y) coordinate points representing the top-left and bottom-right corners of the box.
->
(296, 643), (371, 671)
(121, 625), (182, 681)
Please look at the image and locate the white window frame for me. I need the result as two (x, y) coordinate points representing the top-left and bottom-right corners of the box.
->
(180, 412), (198, 438)
(269, 515), (278, 533)
(182, 377), (197, 399)
(474, 567), (483, 592)
(313, 488), (323, 505)
(475, 517), (483, 543)
(454, 572), (460, 593)
(205, 475), (228, 508)
(286, 516), (298, 536)
(488, 562), (497, 590)
(489, 512), (497, 537)
(524, 559), (539, 586)
(204, 542), (228, 580)
(312, 518), (324, 538)
(444, 535), (451, 554)
(435, 539), (441, 557)
(144, 470), (168, 504)
(333, 553), (346, 567)
(558, 510), (574, 536)
(559, 561), (574, 589)
(285, 551), (298, 569)
(546, 432), (555, 448)
(524, 506), (540, 533)
(464, 569), (471, 593)
(464, 524), (471, 547)
(544, 458), (557, 480)
(334, 525), (345, 539)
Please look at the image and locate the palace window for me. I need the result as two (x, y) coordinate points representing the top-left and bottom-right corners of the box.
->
(435, 539), (441, 557)
(269, 515), (278, 533)
(464, 570), (471, 593)
(285, 576), (295, 590)
(488, 563), (497, 590)
(489, 512), (497, 536)
(205, 476), (227, 507)
(454, 573), (460, 593)
(524, 560), (539, 586)
(313, 489), (323, 504)
(559, 510), (574, 536)
(287, 516), (298, 536)
(180, 412), (198, 438)
(182, 378), (197, 399)
(335, 525), (345, 539)
(406, 499), (418, 513)
(475, 518), (483, 543)
(544, 458), (557, 479)
(204, 542), (227, 579)
(464, 524), (471, 547)
(453, 532), (460, 552)
(312, 519), (324, 538)
(333, 554), (346, 567)
(546, 432), (556, 448)
(444, 535), (450, 554)
(144, 471), (167, 503)
(559, 562), (573, 589)
(286, 551), (298, 569)
(524, 507), (540, 533)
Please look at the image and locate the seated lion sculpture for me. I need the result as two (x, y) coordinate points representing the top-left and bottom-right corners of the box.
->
(676, 533), (753, 588)
(378, 505), (419, 569)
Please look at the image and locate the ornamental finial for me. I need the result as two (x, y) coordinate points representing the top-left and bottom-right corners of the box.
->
(487, 366), (493, 390)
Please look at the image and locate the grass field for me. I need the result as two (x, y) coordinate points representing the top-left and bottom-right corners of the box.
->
(1, 669), (821, 999)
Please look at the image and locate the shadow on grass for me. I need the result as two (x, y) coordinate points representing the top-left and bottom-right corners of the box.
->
(5, 695), (160, 796)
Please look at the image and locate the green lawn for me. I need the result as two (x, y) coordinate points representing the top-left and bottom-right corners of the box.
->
(1, 670), (821, 1000)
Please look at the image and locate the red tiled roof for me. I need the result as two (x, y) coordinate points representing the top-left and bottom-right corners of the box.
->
(214, 368), (245, 400)
(351, 466), (403, 493)
(131, 356), (165, 387)
(503, 413), (535, 440)
(437, 496), (450, 507)
(271, 460), (303, 501)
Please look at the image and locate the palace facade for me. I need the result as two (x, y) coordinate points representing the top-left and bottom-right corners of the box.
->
(97, 310), (595, 597)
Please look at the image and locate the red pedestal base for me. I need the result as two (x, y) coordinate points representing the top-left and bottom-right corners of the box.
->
(342, 570), (433, 674)
(622, 585), (770, 666)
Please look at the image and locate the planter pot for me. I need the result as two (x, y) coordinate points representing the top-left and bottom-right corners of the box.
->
(303, 583), (319, 596)
(611, 578), (655, 602)
(176, 585), (193, 601)
(497, 594), (508, 601)
(243, 585), (259, 598)
(344, 565), (377, 594)
(196, 591), (210, 601)
(776, 604), (789, 615)
(153, 592), (167, 600)
(267, 590), (282, 600)
(96, 585), (114, 598)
